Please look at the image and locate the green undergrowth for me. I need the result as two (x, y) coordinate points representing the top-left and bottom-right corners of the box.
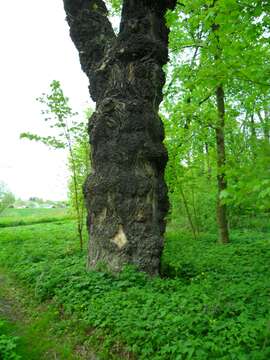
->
(0, 272), (84, 360)
(0, 313), (88, 360)
(0, 320), (21, 360)
(0, 210), (269, 359)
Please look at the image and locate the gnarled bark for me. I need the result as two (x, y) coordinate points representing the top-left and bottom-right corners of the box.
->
(63, 0), (176, 275)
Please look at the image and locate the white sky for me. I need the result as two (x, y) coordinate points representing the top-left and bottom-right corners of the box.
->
(0, 0), (93, 200)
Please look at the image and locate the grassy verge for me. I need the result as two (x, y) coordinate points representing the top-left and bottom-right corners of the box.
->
(0, 209), (269, 359)
(0, 269), (97, 360)
(0, 208), (72, 228)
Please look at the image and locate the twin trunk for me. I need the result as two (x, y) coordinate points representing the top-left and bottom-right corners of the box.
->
(64, 0), (176, 274)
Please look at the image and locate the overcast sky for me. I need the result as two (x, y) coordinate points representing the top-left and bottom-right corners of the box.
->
(0, 0), (92, 200)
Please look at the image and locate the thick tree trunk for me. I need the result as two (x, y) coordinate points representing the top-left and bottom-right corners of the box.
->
(63, 0), (176, 275)
(215, 86), (230, 244)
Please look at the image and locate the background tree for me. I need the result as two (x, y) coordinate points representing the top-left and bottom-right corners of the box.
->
(21, 80), (90, 250)
(0, 182), (15, 214)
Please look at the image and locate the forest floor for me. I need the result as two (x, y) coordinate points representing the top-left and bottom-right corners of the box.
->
(0, 208), (269, 359)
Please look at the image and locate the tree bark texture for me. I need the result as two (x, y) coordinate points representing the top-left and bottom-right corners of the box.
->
(63, 0), (176, 274)
(215, 85), (230, 244)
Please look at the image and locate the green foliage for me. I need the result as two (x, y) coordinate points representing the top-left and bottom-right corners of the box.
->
(0, 321), (21, 360)
(20, 80), (79, 150)
(163, 0), (270, 235)
(20, 80), (92, 250)
(106, 0), (122, 15)
(0, 183), (15, 215)
(67, 108), (91, 248)
(0, 273), (83, 360)
(0, 210), (269, 359)
(1, 1), (270, 357)
(67, 133), (90, 217)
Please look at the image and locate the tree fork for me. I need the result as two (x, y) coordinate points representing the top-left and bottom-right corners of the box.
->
(63, 0), (176, 274)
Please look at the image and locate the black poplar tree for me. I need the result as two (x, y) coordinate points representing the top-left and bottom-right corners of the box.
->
(63, 0), (176, 275)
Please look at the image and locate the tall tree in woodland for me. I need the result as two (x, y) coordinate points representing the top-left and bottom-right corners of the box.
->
(212, 18), (230, 244)
(63, 0), (177, 275)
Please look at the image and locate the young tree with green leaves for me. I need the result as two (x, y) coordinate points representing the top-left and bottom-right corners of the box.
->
(21, 80), (90, 250)
(67, 110), (91, 237)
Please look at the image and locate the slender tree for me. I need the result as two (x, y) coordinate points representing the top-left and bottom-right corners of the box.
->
(21, 81), (89, 250)
(63, 0), (177, 274)
(215, 85), (229, 243)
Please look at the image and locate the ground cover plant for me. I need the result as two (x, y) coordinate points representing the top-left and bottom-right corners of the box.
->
(0, 209), (269, 359)
(0, 269), (87, 360)
(0, 320), (21, 360)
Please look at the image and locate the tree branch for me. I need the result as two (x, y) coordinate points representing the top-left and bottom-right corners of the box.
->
(199, 92), (214, 105)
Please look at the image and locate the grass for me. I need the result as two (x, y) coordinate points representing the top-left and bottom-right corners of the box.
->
(0, 208), (71, 228)
(0, 273), (80, 360)
(0, 209), (269, 359)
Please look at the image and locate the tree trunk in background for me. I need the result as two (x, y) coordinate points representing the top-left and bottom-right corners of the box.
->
(215, 86), (230, 244)
(250, 113), (256, 141)
(205, 142), (212, 179)
(258, 110), (270, 143)
(63, 0), (176, 275)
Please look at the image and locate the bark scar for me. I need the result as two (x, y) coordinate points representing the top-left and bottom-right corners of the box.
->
(111, 225), (127, 249)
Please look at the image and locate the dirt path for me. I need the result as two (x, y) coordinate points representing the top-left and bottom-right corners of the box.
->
(0, 270), (98, 360)
(0, 274), (24, 322)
